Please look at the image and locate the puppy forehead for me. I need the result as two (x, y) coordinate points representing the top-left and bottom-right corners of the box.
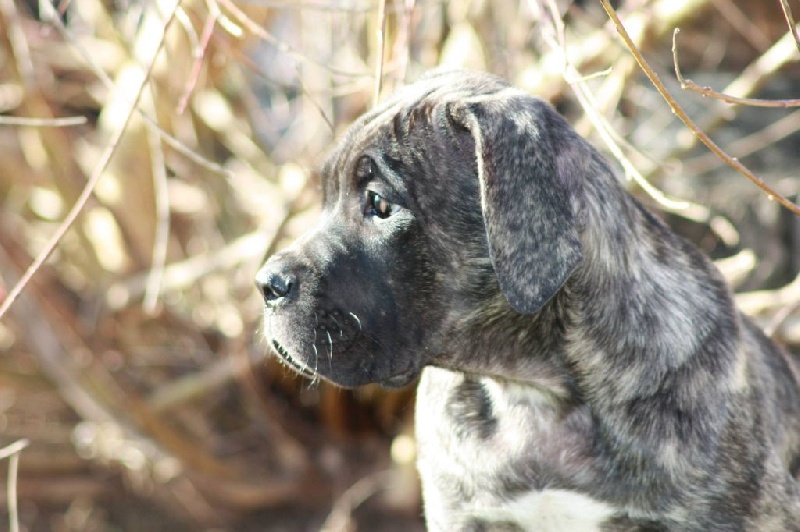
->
(321, 70), (514, 193)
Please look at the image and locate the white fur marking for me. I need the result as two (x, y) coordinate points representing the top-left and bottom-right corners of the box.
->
(474, 489), (616, 531)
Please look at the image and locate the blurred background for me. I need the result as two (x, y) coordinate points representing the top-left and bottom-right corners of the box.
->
(0, 0), (799, 530)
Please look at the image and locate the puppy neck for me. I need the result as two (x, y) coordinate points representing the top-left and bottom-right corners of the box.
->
(565, 167), (741, 404)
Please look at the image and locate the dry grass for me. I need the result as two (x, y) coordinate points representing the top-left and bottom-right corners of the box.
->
(0, 0), (798, 529)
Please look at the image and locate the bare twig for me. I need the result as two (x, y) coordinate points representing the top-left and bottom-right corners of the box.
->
(176, 8), (218, 114)
(143, 89), (171, 315)
(540, 0), (741, 245)
(217, 0), (370, 78)
(0, 116), (87, 127)
(0, 439), (28, 532)
(148, 351), (265, 412)
(710, 0), (772, 51)
(778, 0), (800, 55)
(601, 0), (800, 216)
(0, 3), (182, 322)
(714, 249), (756, 288)
(540, 0), (690, 212)
(374, 0), (388, 105)
(766, 299), (800, 337)
(685, 109), (800, 175)
(232, 0), (372, 11)
(689, 20), (800, 144)
(392, 0), (415, 87)
(737, 273), (800, 316)
(106, 228), (282, 308)
(321, 470), (393, 532)
(673, 29), (800, 108)
(174, 5), (201, 51)
(0, 440), (28, 461)
(0, 0), (35, 88)
(207, 0), (242, 37)
(46, 8), (234, 179)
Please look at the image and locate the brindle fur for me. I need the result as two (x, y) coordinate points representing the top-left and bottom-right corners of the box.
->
(256, 70), (800, 531)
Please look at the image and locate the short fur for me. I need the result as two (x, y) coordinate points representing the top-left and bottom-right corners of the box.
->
(255, 70), (800, 531)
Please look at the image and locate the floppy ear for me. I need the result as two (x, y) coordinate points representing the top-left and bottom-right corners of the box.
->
(449, 92), (584, 314)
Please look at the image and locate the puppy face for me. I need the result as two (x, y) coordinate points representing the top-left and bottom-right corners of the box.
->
(255, 70), (584, 387)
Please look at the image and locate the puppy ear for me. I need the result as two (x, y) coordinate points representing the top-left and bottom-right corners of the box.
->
(448, 92), (584, 314)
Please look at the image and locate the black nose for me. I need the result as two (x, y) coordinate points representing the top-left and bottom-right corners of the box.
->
(255, 266), (296, 304)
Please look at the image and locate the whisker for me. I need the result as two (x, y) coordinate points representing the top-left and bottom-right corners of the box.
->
(326, 329), (334, 362)
(330, 315), (343, 337)
(312, 349), (319, 386)
(349, 312), (362, 331)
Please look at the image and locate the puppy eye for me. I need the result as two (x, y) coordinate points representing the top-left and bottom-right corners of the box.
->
(366, 191), (394, 219)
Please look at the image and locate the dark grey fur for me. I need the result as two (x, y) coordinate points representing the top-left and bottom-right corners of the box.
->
(255, 70), (800, 531)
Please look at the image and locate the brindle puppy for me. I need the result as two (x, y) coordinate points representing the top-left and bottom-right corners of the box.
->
(255, 70), (800, 531)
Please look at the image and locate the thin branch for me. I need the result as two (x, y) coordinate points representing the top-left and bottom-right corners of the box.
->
(673, 29), (800, 108)
(216, 0), (370, 78)
(0, 440), (28, 461)
(207, 0), (243, 37)
(321, 470), (393, 532)
(143, 87), (171, 315)
(0, 0), (35, 88)
(234, 0), (425, 13)
(374, 0), (388, 105)
(106, 230), (276, 308)
(0, 2), (181, 322)
(1, 439), (28, 532)
(174, 5), (201, 51)
(0, 116), (87, 127)
(47, 13), (233, 179)
(176, 7), (218, 115)
(147, 350), (265, 412)
(710, 0), (772, 51)
(778, 0), (800, 55)
(234, 0), (372, 11)
(685, 109), (800, 175)
(539, 0), (690, 212)
(766, 298), (800, 337)
(675, 11), (800, 154)
(393, 0), (415, 87)
(601, 0), (800, 217)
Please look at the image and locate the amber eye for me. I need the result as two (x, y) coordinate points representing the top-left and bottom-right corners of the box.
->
(366, 191), (394, 219)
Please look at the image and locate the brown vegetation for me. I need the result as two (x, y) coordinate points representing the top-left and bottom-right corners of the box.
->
(0, 0), (798, 530)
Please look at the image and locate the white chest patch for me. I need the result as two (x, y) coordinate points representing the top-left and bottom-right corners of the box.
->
(472, 489), (617, 532)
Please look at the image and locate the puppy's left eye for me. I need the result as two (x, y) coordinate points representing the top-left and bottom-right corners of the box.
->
(366, 191), (395, 219)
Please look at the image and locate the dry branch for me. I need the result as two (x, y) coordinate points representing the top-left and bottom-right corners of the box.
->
(601, 0), (800, 217)
(672, 29), (800, 108)
(778, 0), (800, 54)
(0, 439), (28, 532)
(0, 3), (180, 321)
(0, 116), (87, 127)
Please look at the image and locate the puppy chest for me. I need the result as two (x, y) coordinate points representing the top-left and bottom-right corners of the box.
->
(468, 490), (617, 531)
(416, 368), (612, 529)
(415, 368), (597, 473)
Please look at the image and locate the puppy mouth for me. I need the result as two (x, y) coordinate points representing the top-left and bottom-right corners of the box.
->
(380, 368), (419, 389)
(271, 340), (316, 378)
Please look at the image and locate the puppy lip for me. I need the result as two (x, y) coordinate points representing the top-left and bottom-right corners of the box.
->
(271, 340), (316, 378)
(380, 368), (419, 389)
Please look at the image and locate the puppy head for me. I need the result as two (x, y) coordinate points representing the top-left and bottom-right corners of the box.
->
(256, 69), (585, 387)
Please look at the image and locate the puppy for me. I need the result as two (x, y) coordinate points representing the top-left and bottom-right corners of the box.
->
(256, 70), (800, 531)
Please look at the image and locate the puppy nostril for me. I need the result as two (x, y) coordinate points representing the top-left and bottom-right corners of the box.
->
(258, 272), (295, 303)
